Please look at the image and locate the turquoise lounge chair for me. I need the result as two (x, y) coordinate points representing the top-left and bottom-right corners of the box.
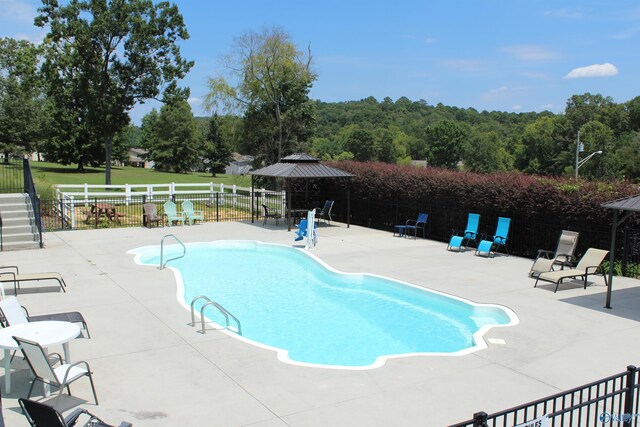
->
(182, 200), (204, 225)
(163, 201), (185, 226)
(447, 213), (480, 252)
(475, 217), (511, 257)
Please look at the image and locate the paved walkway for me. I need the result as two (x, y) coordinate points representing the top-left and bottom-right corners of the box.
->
(2, 221), (640, 426)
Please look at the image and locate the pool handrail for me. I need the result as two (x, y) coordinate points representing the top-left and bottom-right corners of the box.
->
(159, 234), (186, 269)
(190, 295), (242, 335)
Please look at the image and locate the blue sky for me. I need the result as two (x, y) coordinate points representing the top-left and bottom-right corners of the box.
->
(1, 0), (639, 124)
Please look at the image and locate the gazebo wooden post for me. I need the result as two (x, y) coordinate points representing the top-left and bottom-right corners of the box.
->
(347, 181), (351, 228)
(287, 179), (292, 231)
(605, 210), (618, 309)
(251, 175), (255, 224)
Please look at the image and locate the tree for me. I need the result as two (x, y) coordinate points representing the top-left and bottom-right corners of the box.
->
(202, 114), (232, 176)
(335, 124), (376, 162)
(463, 130), (512, 172)
(627, 96), (640, 132)
(205, 26), (316, 165)
(576, 120), (616, 179)
(145, 100), (201, 173)
(564, 93), (615, 135)
(424, 120), (466, 169)
(36, 0), (193, 180)
(516, 115), (570, 175)
(0, 38), (45, 159)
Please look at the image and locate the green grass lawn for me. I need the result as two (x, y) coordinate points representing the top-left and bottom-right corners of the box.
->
(31, 161), (252, 199)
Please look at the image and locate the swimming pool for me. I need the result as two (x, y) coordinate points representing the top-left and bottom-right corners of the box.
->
(129, 240), (518, 369)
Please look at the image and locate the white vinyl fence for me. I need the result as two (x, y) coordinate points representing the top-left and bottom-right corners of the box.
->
(54, 183), (286, 229)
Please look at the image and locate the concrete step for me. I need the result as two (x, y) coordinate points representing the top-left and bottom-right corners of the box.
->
(2, 217), (34, 227)
(0, 209), (32, 220)
(0, 194), (29, 204)
(1, 231), (38, 243)
(1, 240), (40, 251)
(2, 223), (37, 236)
(0, 192), (41, 251)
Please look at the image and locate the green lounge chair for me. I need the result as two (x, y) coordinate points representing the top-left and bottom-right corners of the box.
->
(534, 248), (608, 292)
(163, 201), (185, 226)
(182, 200), (204, 225)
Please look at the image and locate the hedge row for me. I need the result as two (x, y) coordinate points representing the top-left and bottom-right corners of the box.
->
(323, 161), (640, 259)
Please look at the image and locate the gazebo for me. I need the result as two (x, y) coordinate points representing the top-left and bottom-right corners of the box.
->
(250, 154), (354, 231)
(601, 194), (640, 308)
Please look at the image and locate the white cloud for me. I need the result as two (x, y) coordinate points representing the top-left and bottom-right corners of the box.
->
(13, 31), (45, 44)
(520, 71), (551, 80)
(0, 0), (36, 24)
(188, 97), (203, 106)
(489, 86), (508, 94)
(502, 45), (560, 61)
(609, 27), (640, 40)
(511, 105), (522, 111)
(541, 103), (562, 111)
(438, 59), (487, 72)
(544, 8), (583, 19)
(564, 63), (619, 79)
(424, 37), (436, 44)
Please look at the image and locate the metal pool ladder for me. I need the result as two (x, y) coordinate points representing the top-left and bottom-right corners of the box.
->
(159, 234), (186, 269)
(190, 295), (242, 335)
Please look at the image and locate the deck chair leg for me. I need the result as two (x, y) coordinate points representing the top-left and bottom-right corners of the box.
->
(88, 372), (99, 404)
(27, 378), (37, 398)
(83, 322), (91, 339)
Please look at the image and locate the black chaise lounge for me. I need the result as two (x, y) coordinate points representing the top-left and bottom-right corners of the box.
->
(19, 398), (132, 427)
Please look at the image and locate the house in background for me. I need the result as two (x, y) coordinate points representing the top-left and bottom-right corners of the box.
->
(225, 153), (254, 175)
(128, 148), (154, 169)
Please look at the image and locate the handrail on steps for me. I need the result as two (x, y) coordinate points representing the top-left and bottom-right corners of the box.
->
(189, 295), (242, 335)
(159, 234), (186, 269)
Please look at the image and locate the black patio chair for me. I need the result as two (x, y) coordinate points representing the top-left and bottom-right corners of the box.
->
(19, 398), (132, 427)
(261, 204), (281, 226)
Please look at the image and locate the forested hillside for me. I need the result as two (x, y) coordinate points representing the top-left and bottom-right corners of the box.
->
(311, 94), (640, 180)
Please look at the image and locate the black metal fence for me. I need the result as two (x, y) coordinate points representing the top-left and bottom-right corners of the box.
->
(0, 158), (24, 193)
(40, 191), (286, 231)
(450, 364), (640, 427)
(320, 187), (640, 279)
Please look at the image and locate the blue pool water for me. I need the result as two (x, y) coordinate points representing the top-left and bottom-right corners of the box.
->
(129, 241), (517, 368)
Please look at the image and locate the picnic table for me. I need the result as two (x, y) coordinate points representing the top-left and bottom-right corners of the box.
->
(84, 203), (124, 223)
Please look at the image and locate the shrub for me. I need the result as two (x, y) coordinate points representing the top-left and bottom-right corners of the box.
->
(324, 161), (638, 258)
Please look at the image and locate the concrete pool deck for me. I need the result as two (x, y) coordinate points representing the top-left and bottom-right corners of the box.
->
(2, 221), (640, 426)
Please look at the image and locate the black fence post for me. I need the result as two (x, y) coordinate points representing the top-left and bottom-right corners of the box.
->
(216, 192), (220, 222)
(623, 365), (637, 427)
(94, 197), (98, 229)
(473, 411), (489, 427)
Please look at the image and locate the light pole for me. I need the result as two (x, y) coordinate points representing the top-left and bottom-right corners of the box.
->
(575, 131), (603, 179)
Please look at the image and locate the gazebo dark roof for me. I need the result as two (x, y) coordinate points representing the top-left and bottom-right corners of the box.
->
(600, 193), (640, 309)
(250, 153), (354, 231)
(601, 194), (640, 213)
(251, 153), (354, 179)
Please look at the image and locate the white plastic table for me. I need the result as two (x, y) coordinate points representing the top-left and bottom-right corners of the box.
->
(0, 320), (80, 393)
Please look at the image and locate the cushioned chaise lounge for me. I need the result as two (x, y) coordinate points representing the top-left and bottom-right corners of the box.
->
(534, 248), (609, 293)
(0, 266), (66, 294)
(529, 230), (579, 278)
